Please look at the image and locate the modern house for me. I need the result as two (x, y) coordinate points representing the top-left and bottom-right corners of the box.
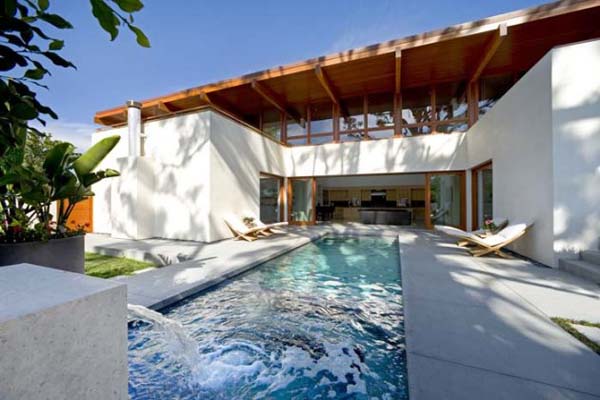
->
(91, 0), (600, 268)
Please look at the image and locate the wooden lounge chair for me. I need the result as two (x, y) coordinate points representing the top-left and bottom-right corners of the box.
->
(456, 217), (508, 247)
(435, 223), (531, 258)
(224, 217), (269, 241)
(255, 220), (288, 235)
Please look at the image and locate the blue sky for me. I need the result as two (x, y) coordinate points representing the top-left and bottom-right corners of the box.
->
(39, 0), (546, 149)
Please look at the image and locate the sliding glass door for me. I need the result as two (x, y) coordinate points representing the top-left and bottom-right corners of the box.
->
(260, 174), (283, 223)
(426, 172), (465, 229)
(288, 177), (316, 224)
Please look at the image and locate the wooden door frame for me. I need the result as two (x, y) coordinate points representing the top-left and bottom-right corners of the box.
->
(287, 176), (317, 225)
(259, 172), (285, 223)
(425, 171), (466, 230)
(470, 160), (493, 230)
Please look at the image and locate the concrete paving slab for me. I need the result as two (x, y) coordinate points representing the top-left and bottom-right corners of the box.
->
(476, 257), (600, 323)
(407, 296), (600, 395)
(400, 231), (600, 399)
(409, 354), (599, 400)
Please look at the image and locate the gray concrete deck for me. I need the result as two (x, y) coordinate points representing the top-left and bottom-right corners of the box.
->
(400, 230), (600, 399)
(88, 223), (406, 309)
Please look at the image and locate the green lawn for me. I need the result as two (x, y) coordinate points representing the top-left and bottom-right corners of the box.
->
(552, 317), (600, 355)
(85, 252), (154, 279)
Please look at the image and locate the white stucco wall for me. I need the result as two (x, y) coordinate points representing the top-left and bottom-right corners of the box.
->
(288, 133), (468, 177)
(91, 126), (128, 234)
(92, 112), (212, 241)
(467, 51), (554, 266)
(467, 38), (600, 267)
(208, 112), (287, 242)
(551, 39), (600, 261)
(143, 112), (211, 241)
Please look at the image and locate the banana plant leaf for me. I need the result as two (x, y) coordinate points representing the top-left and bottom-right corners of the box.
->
(81, 168), (120, 187)
(72, 135), (120, 178)
(43, 142), (74, 180)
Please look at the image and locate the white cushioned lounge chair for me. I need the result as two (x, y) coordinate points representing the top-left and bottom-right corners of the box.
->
(254, 219), (288, 234)
(225, 216), (288, 242)
(435, 222), (532, 258)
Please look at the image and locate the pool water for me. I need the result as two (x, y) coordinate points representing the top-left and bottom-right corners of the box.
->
(128, 236), (408, 399)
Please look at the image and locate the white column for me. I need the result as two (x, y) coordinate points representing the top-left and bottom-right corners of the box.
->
(126, 100), (142, 157)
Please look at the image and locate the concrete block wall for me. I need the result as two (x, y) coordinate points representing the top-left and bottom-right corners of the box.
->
(0, 264), (128, 399)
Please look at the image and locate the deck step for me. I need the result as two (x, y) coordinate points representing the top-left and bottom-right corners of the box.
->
(581, 250), (600, 265)
(559, 258), (600, 284)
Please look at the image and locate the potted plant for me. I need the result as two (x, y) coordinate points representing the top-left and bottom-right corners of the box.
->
(0, 133), (120, 273)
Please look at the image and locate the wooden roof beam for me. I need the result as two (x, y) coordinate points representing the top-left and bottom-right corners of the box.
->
(395, 48), (402, 94)
(158, 101), (181, 113)
(251, 80), (303, 126)
(314, 65), (349, 117)
(469, 23), (508, 84)
(314, 65), (340, 105)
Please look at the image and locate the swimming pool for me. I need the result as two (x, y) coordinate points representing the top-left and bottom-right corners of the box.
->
(128, 236), (408, 399)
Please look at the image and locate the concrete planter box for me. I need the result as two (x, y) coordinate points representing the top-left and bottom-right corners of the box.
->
(0, 235), (85, 273)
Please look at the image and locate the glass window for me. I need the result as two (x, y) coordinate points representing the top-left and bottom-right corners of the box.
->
(340, 132), (363, 142)
(261, 109), (282, 140)
(368, 129), (394, 139)
(401, 125), (432, 136)
(287, 136), (308, 146)
(367, 93), (394, 129)
(260, 176), (281, 223)
(309, 102), (333, 134)
(479, 74), (513, 116)
(290, 178), (314, 223)
(310, 134), (334, 145)
(435, 121), (468, 134)
(429, 174), (462, 228)
(401, 86), (432, 125)
(339, 96), (364, 132)
(436, 82), (468, 121)
(478, 167), (493, 224)
(286, 108), (307, 137)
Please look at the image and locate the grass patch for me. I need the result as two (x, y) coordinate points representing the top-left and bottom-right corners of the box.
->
(551, 317), (600, 355)
(85, 252), (154, 279)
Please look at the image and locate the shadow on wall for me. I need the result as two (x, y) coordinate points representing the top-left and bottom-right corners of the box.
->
(208, 112), (286, 241)
(112, 113), (211, 242)
(551, 44), (600, 258)
(287, 134), (466, 178)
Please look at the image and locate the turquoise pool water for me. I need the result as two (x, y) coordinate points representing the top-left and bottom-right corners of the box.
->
(128, 236), (408, 399)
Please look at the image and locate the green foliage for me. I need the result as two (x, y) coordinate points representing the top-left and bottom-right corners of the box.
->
(0, 0), (149, 156)
(0, 134), (121, 243)
(0, 1), (148, 243)
(551, 318), (600, 355)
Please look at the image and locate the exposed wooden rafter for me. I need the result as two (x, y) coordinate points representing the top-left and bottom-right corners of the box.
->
(251, 80), (303, 125)
(314, 65), (339, 104)
(158, 101), (181, 113)
(93, 1), (600, 126)
(395, 48), (402, 94)
(314, 65), (349, 117)
(469, 23), (508, 84)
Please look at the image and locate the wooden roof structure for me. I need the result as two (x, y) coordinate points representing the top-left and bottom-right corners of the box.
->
(95, 0), (600, 126)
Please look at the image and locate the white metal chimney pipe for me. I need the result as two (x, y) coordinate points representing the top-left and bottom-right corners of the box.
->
(126, 100), (142, 157)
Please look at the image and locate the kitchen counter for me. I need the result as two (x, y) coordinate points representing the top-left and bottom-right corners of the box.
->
(358, 208), (412, 225)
